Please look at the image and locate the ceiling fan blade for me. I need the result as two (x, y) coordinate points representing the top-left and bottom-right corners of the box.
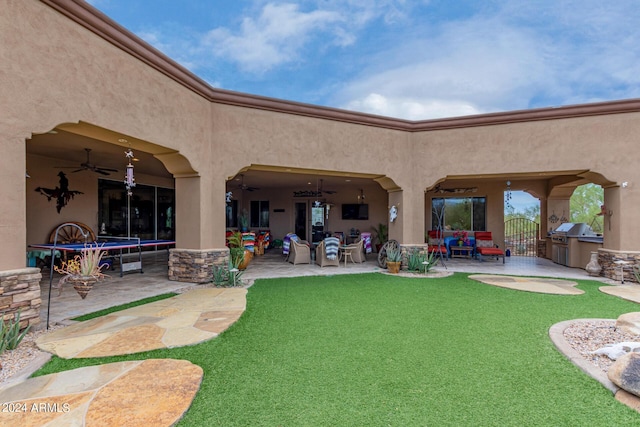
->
(72, 168), (85, 173)
(95, 169), (111, 176)
(97, 167), (118, 172)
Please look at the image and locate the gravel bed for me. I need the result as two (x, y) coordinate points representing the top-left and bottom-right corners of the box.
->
(0, 324), (66, 386)
(563, 319), (640, 373)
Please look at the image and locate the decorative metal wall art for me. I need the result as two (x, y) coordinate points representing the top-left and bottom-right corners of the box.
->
(293, 190), (322, 198)
(34, 171), (83, 213)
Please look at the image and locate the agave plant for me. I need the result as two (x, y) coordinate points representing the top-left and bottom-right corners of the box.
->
(54, 243), (107, 297)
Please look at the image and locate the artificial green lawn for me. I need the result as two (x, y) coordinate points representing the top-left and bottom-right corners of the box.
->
(35, 273), (640, 425)
(70, 292), (177, 321)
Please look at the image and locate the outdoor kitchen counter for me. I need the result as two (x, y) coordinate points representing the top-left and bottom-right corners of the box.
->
(574, 237), (603, 269)
(578, 236), (604, 244)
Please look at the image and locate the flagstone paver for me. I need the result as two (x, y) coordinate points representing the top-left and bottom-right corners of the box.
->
(599, 285), (640, 304)
(0, 359), (203, 426)
(36, 288), (247, 358)
(469, 274), (584, 295)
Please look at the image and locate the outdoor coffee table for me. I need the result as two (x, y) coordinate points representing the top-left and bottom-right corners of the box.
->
(450, 246), (474, 258)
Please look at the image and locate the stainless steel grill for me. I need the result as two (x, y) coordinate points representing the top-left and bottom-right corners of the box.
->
(552, 222), (598, 239)
(550, 223), (599, 266)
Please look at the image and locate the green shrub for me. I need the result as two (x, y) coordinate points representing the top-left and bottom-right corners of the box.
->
(386, 247), (402, 262)
(229, 248), (245, 269)
(228, 268), (244, 287)
(212, 265), (229, 286)
(0, 309), (30, 354)
(407, 248), (438, 273)
(407, 248), (426, 271)
(422, 251), (438, 273)
(211, 264), (244, 287)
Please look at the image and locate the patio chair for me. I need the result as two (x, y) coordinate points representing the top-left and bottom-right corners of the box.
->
(315, 237), (340, 267)
(475, 231), (505, 263)
(289, 238), (311, 265)
(283, 233), (309, 260)
(344, 239), (365, 263)
(427, 230), (448, 259)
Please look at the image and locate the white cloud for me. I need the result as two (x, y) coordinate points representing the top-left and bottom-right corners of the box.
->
(197, 1), (429, 74)
(336, 1), (640, 119)
(338, 17), (552, 119)
(345, 93), (482, 120)
(202, 3), (344, 73)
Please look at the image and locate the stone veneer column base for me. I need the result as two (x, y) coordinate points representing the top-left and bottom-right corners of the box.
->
(168, 248), (229, 283)
(597, 249), (640, 282)
(0, 268), (42, 329)
(399, 244), (430, 270)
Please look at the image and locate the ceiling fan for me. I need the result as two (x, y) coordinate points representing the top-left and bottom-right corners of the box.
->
(319, 179), (337, 195)
(57, 148), (118, 176)
(234, 174), (260, 192)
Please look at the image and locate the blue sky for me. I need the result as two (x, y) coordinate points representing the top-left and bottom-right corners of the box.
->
(86, 0), (640, 121)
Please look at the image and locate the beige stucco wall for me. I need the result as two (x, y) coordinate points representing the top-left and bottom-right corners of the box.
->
(1, 0), (210, 269)
(1, 0), (639, 275)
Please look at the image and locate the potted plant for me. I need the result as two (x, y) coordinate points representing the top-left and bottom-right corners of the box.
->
(55, 243), (107, 299)
(226, 231), (251, 270)
(453, 230), (470, 246)
(386, 247), (402, 274)
(371, 223), (388, 253)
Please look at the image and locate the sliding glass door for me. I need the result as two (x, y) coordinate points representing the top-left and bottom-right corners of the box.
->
(98, 179), (175, 240)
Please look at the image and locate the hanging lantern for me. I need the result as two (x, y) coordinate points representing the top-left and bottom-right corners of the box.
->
(124, 149), (136, 196)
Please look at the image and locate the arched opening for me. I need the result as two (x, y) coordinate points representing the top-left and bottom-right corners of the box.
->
(25, 121), (196, 270)
(224, 165), (398, 258)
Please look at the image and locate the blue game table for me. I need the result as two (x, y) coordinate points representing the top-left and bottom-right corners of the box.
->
(29, 237), (175, 277)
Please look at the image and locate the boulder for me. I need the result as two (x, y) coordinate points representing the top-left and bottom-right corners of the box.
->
(608, 352), (640, 397)
(616, 312), (640, 335)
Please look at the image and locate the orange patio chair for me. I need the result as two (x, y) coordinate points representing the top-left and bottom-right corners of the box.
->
(475, 231), (505, 263)
(427, 230), (448, 259)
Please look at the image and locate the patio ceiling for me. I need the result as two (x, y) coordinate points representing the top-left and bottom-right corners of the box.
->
(227, 169), (381, 193)
(27, 129), (171, 178)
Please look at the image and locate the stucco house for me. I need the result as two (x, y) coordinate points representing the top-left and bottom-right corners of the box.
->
(2, 1), (640, 328)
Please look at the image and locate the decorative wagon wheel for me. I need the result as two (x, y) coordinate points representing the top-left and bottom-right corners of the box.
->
(48, 222), (96, 244)
(377, 239), (399, 269)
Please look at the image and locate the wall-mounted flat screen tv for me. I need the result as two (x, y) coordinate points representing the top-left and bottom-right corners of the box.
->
(342, 204), (369, 220)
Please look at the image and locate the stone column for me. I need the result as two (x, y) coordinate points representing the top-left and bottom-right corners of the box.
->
(169, 173), (229, 283)
(0, 268), (42, 329)
(596, 186), (640, 281)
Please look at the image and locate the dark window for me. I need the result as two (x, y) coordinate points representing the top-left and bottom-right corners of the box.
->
(431, 197), (486, 231)
(250, 201), (269, 228)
